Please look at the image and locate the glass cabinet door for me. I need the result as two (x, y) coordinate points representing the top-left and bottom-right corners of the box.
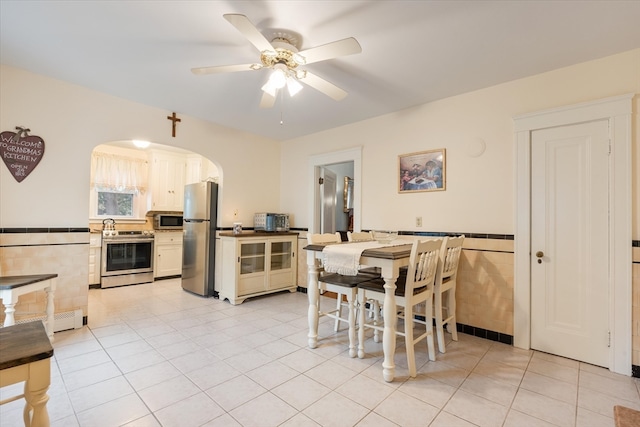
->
(270, 241), (292, 271)
(240, 242), (265, 275)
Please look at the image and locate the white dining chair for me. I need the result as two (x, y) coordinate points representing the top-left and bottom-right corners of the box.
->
(433, 234), (464, 353)
(346, 231), (374, 242)
(356, 237), (445, 377)
(346, 230), (381, 278)
(306, 233), (378, 356)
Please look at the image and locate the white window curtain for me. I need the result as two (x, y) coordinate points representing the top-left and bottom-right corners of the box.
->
(91, 152), (148, 194)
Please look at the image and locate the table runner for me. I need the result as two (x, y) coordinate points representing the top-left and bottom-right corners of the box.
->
(322, 239), (411, 275)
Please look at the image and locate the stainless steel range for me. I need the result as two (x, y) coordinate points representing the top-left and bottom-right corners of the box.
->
(101, 230), (155, 288)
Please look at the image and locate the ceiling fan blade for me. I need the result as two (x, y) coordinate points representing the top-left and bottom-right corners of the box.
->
(298, 37), (362, 65)
(299, 71), (348, 101)
(191, 63), (259, 75)
(259, 91), (276, 109)
(223, 14), (274, 53)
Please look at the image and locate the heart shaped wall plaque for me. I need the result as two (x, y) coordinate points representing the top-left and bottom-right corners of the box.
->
(0, 127), (45, 183)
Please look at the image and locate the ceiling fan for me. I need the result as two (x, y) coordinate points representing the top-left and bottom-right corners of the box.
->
(192, 14), (362, 108)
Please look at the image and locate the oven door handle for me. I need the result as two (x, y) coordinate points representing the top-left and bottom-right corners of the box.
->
(103, 239), (155, 245)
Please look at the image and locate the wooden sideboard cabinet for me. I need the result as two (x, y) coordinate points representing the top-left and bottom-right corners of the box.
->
(219, 232), (298, 305)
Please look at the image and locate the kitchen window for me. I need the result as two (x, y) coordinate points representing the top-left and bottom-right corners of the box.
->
(90, 150), (148, 220)
(97, 190), (135, 217)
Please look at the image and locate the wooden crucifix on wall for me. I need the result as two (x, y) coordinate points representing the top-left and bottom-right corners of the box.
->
(167, 112), (181, 137)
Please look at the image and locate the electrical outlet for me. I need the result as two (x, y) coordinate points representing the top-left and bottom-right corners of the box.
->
(233, 209), (239, 219)
(416, 216), (422, 227)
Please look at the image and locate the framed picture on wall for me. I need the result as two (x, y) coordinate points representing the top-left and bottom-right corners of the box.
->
(399, 149), (446, 193)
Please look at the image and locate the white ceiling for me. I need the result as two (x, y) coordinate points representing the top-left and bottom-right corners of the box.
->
(1, 1), (639, 141)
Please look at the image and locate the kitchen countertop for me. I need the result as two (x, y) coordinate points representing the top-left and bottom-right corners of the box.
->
(219, 231), (299, 238)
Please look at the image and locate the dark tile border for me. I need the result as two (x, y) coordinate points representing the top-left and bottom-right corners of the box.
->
(1, 227), (91, 233)
(394, 231), (514, 240)
(457, 322), (513, 345)
(2, 230), (636, 246)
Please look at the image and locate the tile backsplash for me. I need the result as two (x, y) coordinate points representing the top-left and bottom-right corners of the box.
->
(0, 229), (90, 324)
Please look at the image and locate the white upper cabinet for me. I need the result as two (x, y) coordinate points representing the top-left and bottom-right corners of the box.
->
(185, 154), (219, 185)
(148, 150), (186, 212)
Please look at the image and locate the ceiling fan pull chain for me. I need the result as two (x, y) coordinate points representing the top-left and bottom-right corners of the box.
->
(280, 89), (285, 125)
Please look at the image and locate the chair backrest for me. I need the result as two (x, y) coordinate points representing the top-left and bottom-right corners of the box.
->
(404, 238), (445, 298)
(347, 231), (374, 242)
(307, 233), (341, 245)
(439, 235), (464, 281)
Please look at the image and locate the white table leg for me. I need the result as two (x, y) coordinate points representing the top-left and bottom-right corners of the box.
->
(347, 292), (356, 357)
(23, 359), (51, 427)
(382, 274), (398, 382)
(45, 281), (55, 341)
(307, 254), (320, 349)
(3, 302), (16, 327)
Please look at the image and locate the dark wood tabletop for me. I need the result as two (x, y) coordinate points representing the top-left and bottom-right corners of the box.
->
(0, 274), (58, 290)
(0, 321), (54, 370)
(303, 242), (413, 260)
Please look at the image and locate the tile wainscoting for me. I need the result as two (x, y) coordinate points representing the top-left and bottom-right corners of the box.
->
(295, 230), (515, 336)
(0, 228), (90, 326)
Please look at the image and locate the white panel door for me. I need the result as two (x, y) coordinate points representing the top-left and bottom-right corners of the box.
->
(320, 168), (337, 234)
(531, 120), (609, 367)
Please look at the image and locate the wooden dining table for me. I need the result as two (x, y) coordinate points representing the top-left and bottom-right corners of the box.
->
(304, 240), (413, 382)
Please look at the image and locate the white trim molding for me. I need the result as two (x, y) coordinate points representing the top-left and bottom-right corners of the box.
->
(513, 93), (633, 375)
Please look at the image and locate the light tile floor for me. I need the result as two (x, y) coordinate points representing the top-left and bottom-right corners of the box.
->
(2, 278), (639, 426)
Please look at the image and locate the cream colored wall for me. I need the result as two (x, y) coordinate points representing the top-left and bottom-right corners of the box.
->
(0, 65), (283, 229)
(280, 49), (640, 238)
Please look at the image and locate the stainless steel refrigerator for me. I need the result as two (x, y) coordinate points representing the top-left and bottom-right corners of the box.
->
(182, 181), (218, 297)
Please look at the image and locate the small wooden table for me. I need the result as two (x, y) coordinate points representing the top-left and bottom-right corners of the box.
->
(0, 321), (54, 427)
(304, 242), (413, 382)
(0, 274), (57, 341)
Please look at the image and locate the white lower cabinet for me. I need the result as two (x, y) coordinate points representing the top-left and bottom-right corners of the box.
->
(154, 232), (183, 278)
(219, 233), (298, 305)
(89, 234), (102, 285)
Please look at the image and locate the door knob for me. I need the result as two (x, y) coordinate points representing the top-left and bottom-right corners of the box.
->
(536, 251), (544, 258)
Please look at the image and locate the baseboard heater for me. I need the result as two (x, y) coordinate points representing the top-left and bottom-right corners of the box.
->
(4, 309), (84, 332)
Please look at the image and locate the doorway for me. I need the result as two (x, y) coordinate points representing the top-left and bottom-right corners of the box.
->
(309, 147), (362, 234)
(320, 168), (337, 233)
(514, 94), (633, 375)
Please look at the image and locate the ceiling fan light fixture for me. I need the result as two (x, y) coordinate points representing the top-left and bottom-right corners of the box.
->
(261, 81), (277, 97)
(286, 78), (303, 97)
(269, 66), (287, 89)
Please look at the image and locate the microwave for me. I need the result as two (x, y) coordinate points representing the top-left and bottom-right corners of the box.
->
(154, 214), (183, 230)
(254, 213), (289, 232)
